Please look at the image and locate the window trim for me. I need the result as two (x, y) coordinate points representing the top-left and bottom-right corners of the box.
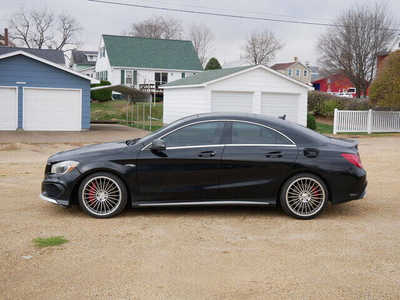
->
(141, 119), (296, 151)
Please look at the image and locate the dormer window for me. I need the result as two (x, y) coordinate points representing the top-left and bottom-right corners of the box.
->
(86, 54), (97, 62)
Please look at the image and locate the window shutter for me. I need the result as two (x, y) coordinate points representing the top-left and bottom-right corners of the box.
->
(121, 70), (125, 84)
(133, 70), (137, 84)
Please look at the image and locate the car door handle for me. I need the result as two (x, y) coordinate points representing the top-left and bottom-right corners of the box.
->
(265, 151), (282, 158)
(198, 151), (216, 158)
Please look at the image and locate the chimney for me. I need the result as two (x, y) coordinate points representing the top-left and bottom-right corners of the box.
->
(294, 56), (298, 62)
(4, 28), (8, 46)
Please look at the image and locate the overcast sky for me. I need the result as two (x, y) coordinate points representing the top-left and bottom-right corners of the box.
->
(1, 0), (399, 66)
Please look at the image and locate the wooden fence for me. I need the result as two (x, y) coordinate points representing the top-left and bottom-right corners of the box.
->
(333, 109), (400, 134)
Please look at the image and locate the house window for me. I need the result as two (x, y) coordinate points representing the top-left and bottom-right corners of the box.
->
(133, 70), (137, 84)
(304, 70), (307, 77)
(98, 71), (108, 81)
(126, 70), (133, 85)
(155, 72), (168, 86)
(181, 72), (186, 79)
(296, 69), (300, 77)
(288, 69), (292, 76)
(121, 70), (125, 84)
(99, 47), (105, 58)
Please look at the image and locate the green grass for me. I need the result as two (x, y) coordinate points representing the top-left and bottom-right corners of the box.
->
(91, 100), (163, 131)
(33, 236), (68, 248)
(315, 122), (333, 134)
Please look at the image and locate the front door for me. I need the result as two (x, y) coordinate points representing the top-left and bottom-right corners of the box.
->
(219, 121), (298, 203)
(136, 121), (226, 203)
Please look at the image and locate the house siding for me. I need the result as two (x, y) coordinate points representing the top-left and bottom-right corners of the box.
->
(0, 55), (91, 129)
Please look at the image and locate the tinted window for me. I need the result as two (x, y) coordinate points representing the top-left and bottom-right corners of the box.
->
(231, 122), (292, 145)
(163, 122), (225, 147)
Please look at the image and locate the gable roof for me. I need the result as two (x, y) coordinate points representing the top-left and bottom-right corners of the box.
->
(0, 50), (95, 81)
(0, 46), (65, 65)
(270, 62), (296, 71)
(71, 49), (97, 66)
(102, 34), (203, 71)
(163, 66), (253, 87)
(163, 65), (313, 89)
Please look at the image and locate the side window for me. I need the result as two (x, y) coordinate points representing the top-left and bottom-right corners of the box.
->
(231, 122), (292, 145)
(163, 122), (225, 147)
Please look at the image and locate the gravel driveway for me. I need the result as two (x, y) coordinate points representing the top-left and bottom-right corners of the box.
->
(0, 135), (399, 299)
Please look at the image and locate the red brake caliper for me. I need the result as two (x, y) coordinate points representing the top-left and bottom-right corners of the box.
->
(88, 182), (97, 204)
(311, 186), (319, 197)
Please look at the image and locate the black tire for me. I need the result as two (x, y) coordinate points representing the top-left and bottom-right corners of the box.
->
(280, 173), (328, 220)
(78, 172), (128, 218)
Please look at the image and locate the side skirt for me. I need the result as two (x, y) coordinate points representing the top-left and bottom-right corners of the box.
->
(134, 201), (275, 207)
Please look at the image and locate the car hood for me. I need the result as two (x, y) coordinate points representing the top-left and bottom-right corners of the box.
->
(48, 142), (128, 163)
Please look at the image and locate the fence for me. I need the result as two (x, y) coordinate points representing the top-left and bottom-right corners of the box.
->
(333, 109), (400, 134)
(125, 101), (163, 131)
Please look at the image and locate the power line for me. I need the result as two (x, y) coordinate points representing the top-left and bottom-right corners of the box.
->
(88, 0), (400, 31)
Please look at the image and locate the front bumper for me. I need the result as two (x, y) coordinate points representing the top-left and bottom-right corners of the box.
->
(40, 168), (82, 206)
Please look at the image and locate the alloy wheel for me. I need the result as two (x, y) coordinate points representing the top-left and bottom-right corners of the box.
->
(285, 177), (326, 217)
(81, 176), (122, 216)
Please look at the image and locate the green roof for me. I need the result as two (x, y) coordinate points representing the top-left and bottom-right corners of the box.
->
(103, 35), (203, 71)
(163, 65), (254, 87)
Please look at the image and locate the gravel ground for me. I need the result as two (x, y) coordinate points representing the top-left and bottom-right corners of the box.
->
(0, 135), (399, 299)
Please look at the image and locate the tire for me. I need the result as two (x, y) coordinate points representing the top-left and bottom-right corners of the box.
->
(280, 173), (328, 220)
(78, 172), (128, 218)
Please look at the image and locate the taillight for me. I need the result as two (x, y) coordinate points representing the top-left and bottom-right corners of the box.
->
(341, 153), (363, 169)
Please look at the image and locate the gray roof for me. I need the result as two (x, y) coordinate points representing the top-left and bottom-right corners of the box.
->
(0, 46), (65, 65)
(71, 49), (97, 66)
(163, 65), (254, 87)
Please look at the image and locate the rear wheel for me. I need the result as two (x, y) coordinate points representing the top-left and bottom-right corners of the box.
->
(280, 173), (328, 219)
(78, 172), (128, 218)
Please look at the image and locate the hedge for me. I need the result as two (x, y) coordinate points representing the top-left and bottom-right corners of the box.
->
(307, 114), (316, 130)
(308, 91), (370, 118)
(91, 80), (112, 101)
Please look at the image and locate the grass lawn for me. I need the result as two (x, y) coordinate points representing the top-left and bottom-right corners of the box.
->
(316, 122), (334, 134)
(91, 100), (163, 131)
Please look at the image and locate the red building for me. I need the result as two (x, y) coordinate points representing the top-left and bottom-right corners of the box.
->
(312, 73), (356, 94)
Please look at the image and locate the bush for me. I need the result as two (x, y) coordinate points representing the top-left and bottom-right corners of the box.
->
(91, 80), (112, 101)
(205, 57), (222, 70)
(370, 50), (400, 110)
(308, 91), (370, 118)
(307, 114), (316, 130)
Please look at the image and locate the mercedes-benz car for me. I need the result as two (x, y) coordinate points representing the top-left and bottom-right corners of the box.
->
(40, 113), (367, 219)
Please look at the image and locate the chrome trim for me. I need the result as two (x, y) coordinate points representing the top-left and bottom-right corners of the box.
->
(40, 193), (58, 204)
(141, 119), (295, 151)
(166, 144), (224, 150)
(225, 144), (296, 147)
(137, 201), (271, 207)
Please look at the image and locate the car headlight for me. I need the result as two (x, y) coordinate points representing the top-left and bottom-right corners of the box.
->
(50, 161), (79, 175)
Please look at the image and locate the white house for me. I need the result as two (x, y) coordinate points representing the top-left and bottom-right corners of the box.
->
(95, 34), (203, 95)
(69, 50), (98, 83)
(162, 65), (313, 126)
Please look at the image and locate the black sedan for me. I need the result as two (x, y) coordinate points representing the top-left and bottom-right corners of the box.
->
(40, 113), (367, 219)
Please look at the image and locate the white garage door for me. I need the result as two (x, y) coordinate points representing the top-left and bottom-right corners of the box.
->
(24, 88), (82, 131)
(211, 91), (253, 113)
(0, 87), (18, 130)
(261, 93), (299, 123)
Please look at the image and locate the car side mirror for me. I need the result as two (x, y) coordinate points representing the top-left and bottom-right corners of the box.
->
(150, 139), (166, 152)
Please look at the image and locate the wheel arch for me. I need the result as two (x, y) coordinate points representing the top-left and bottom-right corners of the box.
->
(276, 170), (332, 206)
(70, 166), (132, 205)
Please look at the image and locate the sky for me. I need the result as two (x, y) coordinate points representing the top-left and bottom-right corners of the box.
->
(1, 0), (399, 66)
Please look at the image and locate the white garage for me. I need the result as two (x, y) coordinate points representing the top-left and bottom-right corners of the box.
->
(163, 65), (313, 126)
(23, 88), (82, 131)
(0, 87), (18, 130)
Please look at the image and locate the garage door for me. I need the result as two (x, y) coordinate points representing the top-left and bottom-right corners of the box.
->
(261, 93), (299, 123)
(0, 87), (18, 130)
(23, 88), (82, 131)
(211, 91), (253, 113)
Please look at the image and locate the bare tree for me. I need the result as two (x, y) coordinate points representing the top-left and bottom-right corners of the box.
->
(318, 3), (396, 97)
(129, 16), (183, 39)
(189, 24), (214, 66)
(8, 8), (82, 51)
(244, 29), (283, 65)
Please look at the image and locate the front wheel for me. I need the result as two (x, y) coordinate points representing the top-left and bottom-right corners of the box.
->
(78, 172), (128, 218)
(280, 173), (328, 219)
